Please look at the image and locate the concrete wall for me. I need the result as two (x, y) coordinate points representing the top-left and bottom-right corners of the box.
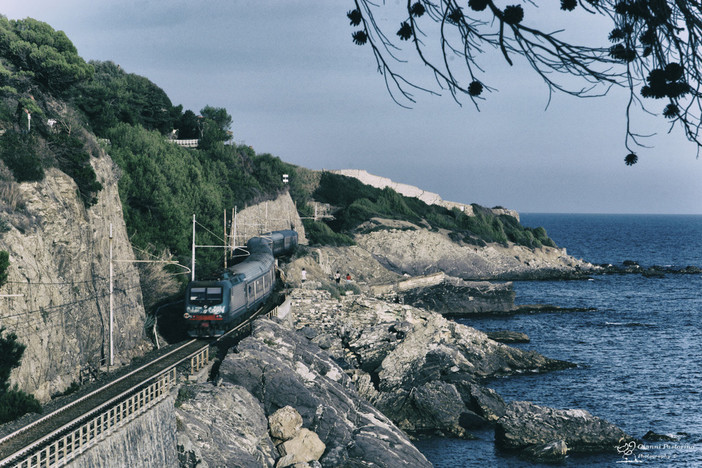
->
(67, 396), (178, 468)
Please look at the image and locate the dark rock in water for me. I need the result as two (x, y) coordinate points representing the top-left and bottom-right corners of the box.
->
(682, 265), (702, 274)
(398, 277), (516, 315)
(496, 401), (633, 457)
(409, 380), (478, 438)
(455, 382), (507, 423)
(515, 304), (597, 314)
(600, 261), (702, 276)
(642, 430), (679, 442)
(486, 330), (530, 343)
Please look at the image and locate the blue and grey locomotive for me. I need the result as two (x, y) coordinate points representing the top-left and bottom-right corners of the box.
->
(183, 229), (298, 337)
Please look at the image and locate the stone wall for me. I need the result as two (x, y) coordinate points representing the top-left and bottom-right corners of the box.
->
(67, 396), (177, 468)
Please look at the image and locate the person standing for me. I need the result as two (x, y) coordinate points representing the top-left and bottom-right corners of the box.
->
(301, 268), (307, 283)
(334, 271), (341, 284)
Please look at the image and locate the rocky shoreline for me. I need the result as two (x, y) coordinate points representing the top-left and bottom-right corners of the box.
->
(174, 280), (634, 465)
(167, 220), (644, 466)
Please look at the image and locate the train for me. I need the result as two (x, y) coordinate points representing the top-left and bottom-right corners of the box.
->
(183, 229), (298, 337)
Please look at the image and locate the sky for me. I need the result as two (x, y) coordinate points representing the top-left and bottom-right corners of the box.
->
(4, 1), (702, 214)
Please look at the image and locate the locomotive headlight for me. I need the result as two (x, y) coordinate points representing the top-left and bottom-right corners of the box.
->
(183, 312), (191, 319)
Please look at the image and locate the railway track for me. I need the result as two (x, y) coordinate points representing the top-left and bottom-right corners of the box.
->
(0, 301), (276, 468)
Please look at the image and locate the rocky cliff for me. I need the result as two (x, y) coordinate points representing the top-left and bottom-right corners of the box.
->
(231, 192), (307, 246)
(0, 149), (148, 402)
(354, 221), (595, 280)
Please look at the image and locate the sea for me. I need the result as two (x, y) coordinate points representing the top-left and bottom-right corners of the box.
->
(414, 213), (702, 467)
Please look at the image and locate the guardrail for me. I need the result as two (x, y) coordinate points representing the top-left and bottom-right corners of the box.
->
(10, 369), (176, 468)
(2, 297), (290, 468)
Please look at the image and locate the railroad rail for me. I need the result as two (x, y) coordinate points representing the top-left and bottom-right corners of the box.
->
(0, 300), (285, 468)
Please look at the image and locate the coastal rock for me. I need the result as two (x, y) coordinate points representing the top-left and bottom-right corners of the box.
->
(276, 428), (325, 467)
(218, 318), (432, 467)
(522, 440), (568, 463)
(486, 331), (530, 343)
(495, 401), (632, 455)
(353, 226), (597, 280)
(269, 406), (303, 441)
(289, 289), (573, 438)
(393, 275), (516, 315)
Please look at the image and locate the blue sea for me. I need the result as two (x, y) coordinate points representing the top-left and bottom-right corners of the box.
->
(415, 214), (702, 467)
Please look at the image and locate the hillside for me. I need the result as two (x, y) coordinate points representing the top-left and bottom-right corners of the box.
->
(0, 15), (592, 425)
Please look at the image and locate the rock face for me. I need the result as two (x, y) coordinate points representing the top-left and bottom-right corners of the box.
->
(175, 382), (276, 467)
(232, 191), (307, 245)
(215, 318), (433, 467)
(495, 401), (632, 461)
(288, 289), (573, 439)
(354, 225), (595, 280)
(0, 152), (147, 402)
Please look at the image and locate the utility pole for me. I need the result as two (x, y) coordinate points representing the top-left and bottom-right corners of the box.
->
(109, 223), (114, 368)
(191, 214), (196, 281)
(223, 209), (227, 270)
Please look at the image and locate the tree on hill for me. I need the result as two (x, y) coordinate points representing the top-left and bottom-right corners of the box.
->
(0, 16), (93, 93)
(74, 60), (177, 136)
(347, 1), (702, 164)
(199, 105), (233, 149)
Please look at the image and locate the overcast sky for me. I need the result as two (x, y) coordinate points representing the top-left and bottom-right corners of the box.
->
(5, 1), (702, 214)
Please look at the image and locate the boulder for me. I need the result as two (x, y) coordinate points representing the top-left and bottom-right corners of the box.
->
(276, 428), (326, 467)
(496, 401), (632, 455)
(269, 406), (303, 441)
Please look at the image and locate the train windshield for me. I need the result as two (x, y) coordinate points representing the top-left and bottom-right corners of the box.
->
(188, 286), (223, 305)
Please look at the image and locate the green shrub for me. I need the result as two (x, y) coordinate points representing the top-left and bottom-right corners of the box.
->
(0, 251), (8, 287)
(0, 131), (44, 182)
(49, 133), (102, 206)
(0, 387), (41, 424)
(0, 327), (41, 423)
(303, 219), (354, 246)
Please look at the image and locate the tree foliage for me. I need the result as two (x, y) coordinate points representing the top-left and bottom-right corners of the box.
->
(106, 124), (301, 280)
(0, 16), (93, 93)
(0, 250), (9, 287)
(48, 132), (103, 206)
(74, 60), (177, 136)
(0, 131), (44, 182)
(347, 0), (702, 162)
(0, 327), (41, 424)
